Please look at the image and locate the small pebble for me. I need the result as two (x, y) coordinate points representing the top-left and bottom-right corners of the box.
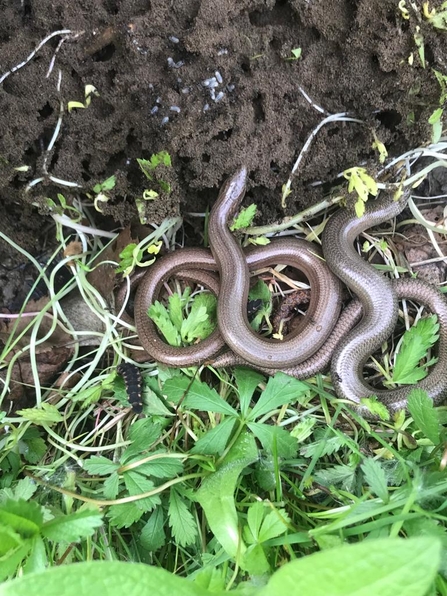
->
(215, 71), (223, 84)
(214, 91), (224, 102)
(210, 88), (216, 101)
(217, 48), (228, 56)
(181, 87), (190, 94)
(150, 105), (159, 115)
(156, 96), (162, 104)
(169, 36), (180, 43)
(203, 103), (210, 112)
(161, 116), (169, 126)
(167, 57), (175, 67)
(170, 106), (181, 113)
(227, 84), (235, 92)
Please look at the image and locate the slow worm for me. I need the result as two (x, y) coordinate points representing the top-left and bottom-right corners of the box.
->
(129, 167), (447, 413)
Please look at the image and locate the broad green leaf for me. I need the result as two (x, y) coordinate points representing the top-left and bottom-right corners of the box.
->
(248, 422), (297, 459)
(314, 464), (356, 492)
(191, 418), (237, 455)
(164, 377), (238, 416)
(360, 458), (389, 503)
(168, 489), (197, 547)
(196, 431), (258, 561)
(4, 478), (37, 502)
(140, 508), (166, 551)
(234, 367), (264, 416)
(249, 373), (307, 420)
(245, 501), (265, 543)
(103, 472), (120, 500)
(257, 508), (290, 543)
(41, 508), (103, 542)
(83, 456), (119, 476)
(22, 535), (46, 575)
(0, 542), (32, 582)
(16, 403), (64, 425)
(259, 537), (440, 596)
(0, 560), (212, 596)
(248, 280), (272, 332)
(0, 500), (43, 538)
(122, 420), (163, 460)
(168, 292), (184, 331)
(407, 389), (441, 445)
(181, 305), (208, 343)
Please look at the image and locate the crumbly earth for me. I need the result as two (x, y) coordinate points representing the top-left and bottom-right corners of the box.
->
(0, 0), (446, 306)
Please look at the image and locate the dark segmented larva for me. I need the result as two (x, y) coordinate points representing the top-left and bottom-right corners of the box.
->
(117, 363), (143, 413)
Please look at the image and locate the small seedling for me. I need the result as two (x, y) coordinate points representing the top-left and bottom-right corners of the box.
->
(90, 175), (116, 212)
(67, 84), (99, 112)
(343, 167), (378, 217)
(285, 47), (302, 61)
(136, 151), (172, 223)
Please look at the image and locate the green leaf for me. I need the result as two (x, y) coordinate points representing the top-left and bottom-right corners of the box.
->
(249, 373), (308, 420)
(248, 423), (298, 459)
(191, 417), (237, 455)
(360, 458), (389, 503)
(0, 500), (43, 538)
(260, 537), (440, 596)
(248, 280), (273, 332)
(257, 508), (290, 543)
(168, 489), (197, 547)
(230, 203), (257, 230)
(16, 403), (64, 425)
(234, 367), (264, 416)
(83, 456), (119, 476)
(407, 389), (441, 445)
(391, 315), (439, 384)
(196, 431), (258, 560)
(41, 508), (103, 542)
(103, 472), (120, 500)
(168, 292), (184, 331)
(314, 464), (356, 492)
(123, 471), (160, 512)
(148, 301), (182, 346)
(131, 452), (184, 479)
(107, 502), (144, 529)
(123, 419), (163, 460)
(180, 305), (209, 343)
(163, 377), (238, 416)
(300, 435), (346, 458)
(0, 561), (213, 596)
(140, 508), (166, 551)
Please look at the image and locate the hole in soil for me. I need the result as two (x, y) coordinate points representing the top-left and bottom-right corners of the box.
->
(270, 161), (280, 173)
(107, 150), (126, 170)
(38, 102), (54, 120)
(253, 92), (265, 122)
(81, 158), (92, 182)
(376, 109), (402, 132)
(49, 150), (59, 170)
(103, 0), (119, 14)
(425, 44), (434, 66)
(241, 59), (251, 73)
(92, 43), (116, 62)
(212, 129), (233, 141)
(202, 154), (210, 163)
(22, 0), (32, 20)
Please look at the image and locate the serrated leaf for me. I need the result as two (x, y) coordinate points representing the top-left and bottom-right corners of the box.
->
(191, 417), (237, 455)
(140, 508), (166, 551)
(41, 508), (103, 542)
(230, 203), (257, 230)
(245, 501), (265, 544)
(260, 537), (440, 596)
(107, 502), (144, 529)
(16, 403), (64, 425)
(103, 472), (120, 500)
(258, 508), (290, 543)
(21, 436), (46, 464)
(123, 471), (159, 512)
(248, 280), (272, 332)
(163, 377), (238, 416)
(123, 420), (163, 460)
(314, 464), (356, 492)
(7, 478), (37, 502)
(83, 456), (119, 476)
(168, 292), (184, 331)
(407, 389), (441, 445)
(359, 396), (390, 421)
(130, 452), (184, 479)
(391, 316), (439, 384)
(248, 423), (297, 459)
(361, 458), (389, 503)
(249, 373), (308, 420)
(168, 489), (197, 547)
(180, 305), (208, 343)
(148, 301), (181, 346)
(300, 435), (345, 458)
(234, 367), (264, 416)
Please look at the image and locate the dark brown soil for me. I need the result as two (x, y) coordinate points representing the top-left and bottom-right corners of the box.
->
(0, 0), (445, 305)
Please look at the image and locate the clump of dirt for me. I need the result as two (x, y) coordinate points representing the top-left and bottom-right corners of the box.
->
(0, 0), (445, 304)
